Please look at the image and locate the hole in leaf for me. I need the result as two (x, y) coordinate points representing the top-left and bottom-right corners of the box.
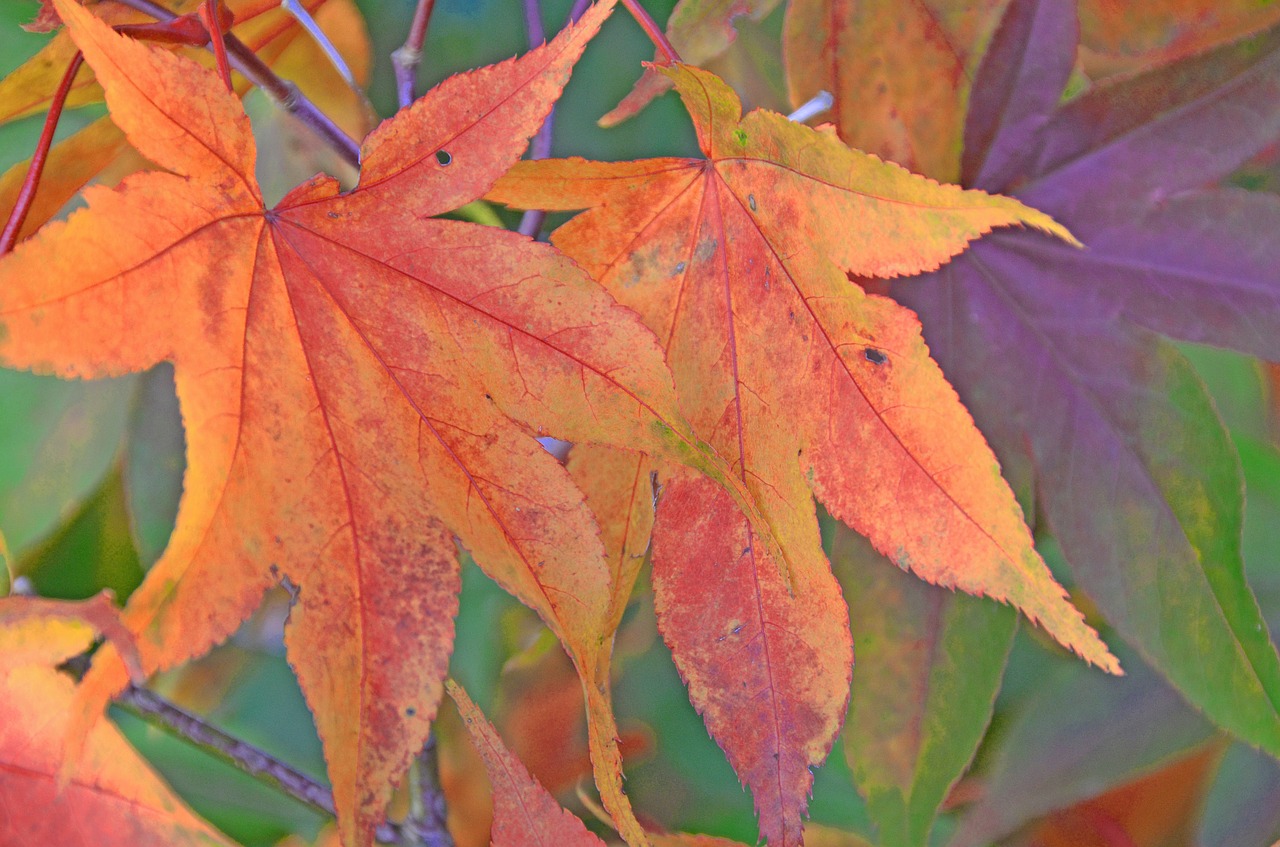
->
(435, 149), (452, 166)
(864, 348), (887, 365)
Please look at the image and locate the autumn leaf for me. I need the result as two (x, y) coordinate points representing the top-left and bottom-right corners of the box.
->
(447, 679), (606, 847)
(0, 0), (373, 244)
(783, 0), (1009, 182)
(892, 0), (1280, 757)
(0, 0), (750, 842)
(491, 61), (1116, 846)
(0, 617), (231, 847)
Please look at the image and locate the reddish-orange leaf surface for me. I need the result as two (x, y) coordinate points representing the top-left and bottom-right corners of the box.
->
(0, 0), (373, 247)
(0, 1), (745, 843)
(564, 444), (657, 845)
(783, 0), (1008, 181)
(0, 618), (232, 847)
(491, 62), (1118, 844)
(447, 679), (607, 847)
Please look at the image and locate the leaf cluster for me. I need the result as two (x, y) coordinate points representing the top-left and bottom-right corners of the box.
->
(2, 1), (1280, 847)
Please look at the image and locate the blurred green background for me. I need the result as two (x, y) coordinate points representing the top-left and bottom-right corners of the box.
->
(2, 2), (1280, 846)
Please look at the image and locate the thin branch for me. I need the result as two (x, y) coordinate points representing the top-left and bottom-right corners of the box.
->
(619, 0), (680, 65)
(392, 0), (438, 110)
(111, 0), (361, 168)
(516, 0), (591, 239)
(0, 52), (83, 255)
(115, 683), (452, 845)
(406, 733), (454, 847)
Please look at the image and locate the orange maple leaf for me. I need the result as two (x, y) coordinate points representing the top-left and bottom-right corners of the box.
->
(0, 617), (231, 847)
(490, 62), (1119, 846)
(0, 1), (742, 843)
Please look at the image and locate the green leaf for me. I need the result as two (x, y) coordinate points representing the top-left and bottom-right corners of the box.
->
(122, 364), (185, 569)
(825, 517), (1015, 847)
(0, 368), (136, 555)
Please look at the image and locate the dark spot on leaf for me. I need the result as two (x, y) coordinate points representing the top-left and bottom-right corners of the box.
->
(864, 347), (887, 365)
(674, 262), (686, 274)
(406, 707), (416, 716)
(435, 150), (452, 166)
(748, 194), (757, 212)
(326, 211), (340, 219)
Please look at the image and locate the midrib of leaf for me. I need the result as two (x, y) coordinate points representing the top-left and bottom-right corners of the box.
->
(715, 157), (1033, 217)
(968, 248), (1280, 723)
(706, 171), (792, 835)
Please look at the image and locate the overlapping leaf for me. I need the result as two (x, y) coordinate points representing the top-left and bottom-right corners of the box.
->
(491, 62), (1115, 845)
(447, 679), (606, 847)
(0, 0), (757, 842)
(827, 519), (1015, 847)
(0, 0), (373, 244)
(890, 0), (1280, 757)
(0, 616), (229, 847)
(783, 0), (1009, 182)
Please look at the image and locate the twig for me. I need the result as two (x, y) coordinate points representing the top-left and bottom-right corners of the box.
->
(516, 0), (591, 239)
(0, 51), (82, 255)
(112, 0), (361, 168)
(618, 0), (680, 65)
(115, 684), (417, 843)
(392, 0), (437, 110)
(406, 733), (454, 847)
(281, 0), (356, 87)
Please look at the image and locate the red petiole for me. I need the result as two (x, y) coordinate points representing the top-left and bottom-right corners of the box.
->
(618, 0), (681, 65)
(1, 2), (237, 255)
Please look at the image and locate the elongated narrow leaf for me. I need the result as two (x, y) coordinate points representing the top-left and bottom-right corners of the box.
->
(948, 644), (1215, 847)
(828, 520), (1015, 847)
(448, 679), (607, 847)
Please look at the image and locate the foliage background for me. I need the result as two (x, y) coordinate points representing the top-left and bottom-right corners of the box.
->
(1, 1), (1279, 845)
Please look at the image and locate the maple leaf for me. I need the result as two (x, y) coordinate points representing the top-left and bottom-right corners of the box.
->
(890, 0), (1280, 757)
(0, 616), (231, 847)
(447, 679), (606, 847)
(783, 0), (1009, 182)
(490, 62), (1117, 846)
(0, 1), (751, 843)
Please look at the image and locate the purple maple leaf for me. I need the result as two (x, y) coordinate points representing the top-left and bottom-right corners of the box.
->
(893, 0), (1280, 757)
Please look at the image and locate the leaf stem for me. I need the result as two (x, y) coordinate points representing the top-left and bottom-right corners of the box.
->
(111, 0), (361, 168)
(392, 0), (438, 110)
(618, 0), (680, 65)
(516, 0), (591, 239)
(0, 51), (83, 255)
